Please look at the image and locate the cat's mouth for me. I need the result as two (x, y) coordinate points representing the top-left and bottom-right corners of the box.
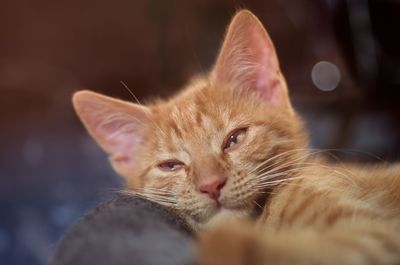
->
(216, 187), (272, 219)
(189, 188), (272, 227)
(188, 201), (241, 226)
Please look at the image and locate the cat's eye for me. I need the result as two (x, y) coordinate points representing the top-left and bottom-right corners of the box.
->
(222, 128), (248, 152)
(158, 160), (185, 172)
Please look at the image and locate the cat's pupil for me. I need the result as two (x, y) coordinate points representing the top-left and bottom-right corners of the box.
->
(223, 128), (247, 151)
(229, 135), (238, 145)
(158, 160), (184, 171)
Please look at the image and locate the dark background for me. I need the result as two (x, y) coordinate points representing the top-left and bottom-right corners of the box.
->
(0, 0), (399, 264)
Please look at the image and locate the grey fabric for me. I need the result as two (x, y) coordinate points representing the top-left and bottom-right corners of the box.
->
(52, 195), (195, 265)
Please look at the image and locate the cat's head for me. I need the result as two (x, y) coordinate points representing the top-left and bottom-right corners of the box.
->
(73, 10), (308, 229)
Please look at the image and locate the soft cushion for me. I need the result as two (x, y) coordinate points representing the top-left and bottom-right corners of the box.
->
(52, 195), (195, 265)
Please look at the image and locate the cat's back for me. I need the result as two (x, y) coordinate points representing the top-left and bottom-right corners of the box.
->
(260, 161), (400, 229)
(340, 162), (400, 212)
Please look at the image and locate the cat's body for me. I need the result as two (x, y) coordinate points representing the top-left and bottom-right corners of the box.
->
(262, 162), (400, 230)
(72, 10), (400, 265)
(200, 162), (400, 265)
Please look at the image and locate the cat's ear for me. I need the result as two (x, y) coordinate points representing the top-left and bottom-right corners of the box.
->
(72, 90), (150, 172)
(211, 10), (292, 111)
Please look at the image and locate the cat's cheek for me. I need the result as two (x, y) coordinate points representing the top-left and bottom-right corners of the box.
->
(110, 158), (148, 189)
(228, 151), (255, 173)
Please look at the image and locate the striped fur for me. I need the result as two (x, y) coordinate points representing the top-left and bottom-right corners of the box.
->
(73, 9), (400, 265)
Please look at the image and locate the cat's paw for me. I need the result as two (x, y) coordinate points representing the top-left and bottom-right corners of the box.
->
(198, 222), (262, 265)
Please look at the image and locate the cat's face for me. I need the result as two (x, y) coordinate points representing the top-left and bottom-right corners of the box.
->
(142, 83), (306, 227)
(73, 10), (307, 229)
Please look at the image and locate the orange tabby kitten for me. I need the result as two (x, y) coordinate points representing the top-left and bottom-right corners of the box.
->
(73, 10), (400, 265)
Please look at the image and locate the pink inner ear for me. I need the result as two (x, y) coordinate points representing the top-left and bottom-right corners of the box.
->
(252, 30), (281, 106)
(211, 11), (284, 107)
(100, 118), (140, 164)
(73, 91), (149, 169)
(255, 70), (281, 106)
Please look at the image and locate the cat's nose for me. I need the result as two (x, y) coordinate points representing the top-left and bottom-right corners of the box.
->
(199, 178), (227, 200)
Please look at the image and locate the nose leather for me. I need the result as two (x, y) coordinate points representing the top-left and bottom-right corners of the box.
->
(199, 178), (227, 200)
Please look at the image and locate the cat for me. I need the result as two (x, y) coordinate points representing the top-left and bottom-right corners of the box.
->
(72, 9), (400, 265)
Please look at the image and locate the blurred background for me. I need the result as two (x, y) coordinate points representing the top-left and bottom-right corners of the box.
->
(0, 0), (399, 264)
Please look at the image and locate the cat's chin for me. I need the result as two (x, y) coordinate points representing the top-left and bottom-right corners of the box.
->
(204, 208), (250, 228)
(185, 206), (251, 231)
(184, 199), (256, 230)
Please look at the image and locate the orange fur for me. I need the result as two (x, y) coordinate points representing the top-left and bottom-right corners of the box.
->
(73, 9), (400, 265)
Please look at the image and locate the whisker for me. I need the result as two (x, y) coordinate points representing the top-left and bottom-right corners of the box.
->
(257, 162), (357, 187)
(119, 189), (178, 207)
(248, 148), (308, 175)
(254, 176), (307, 188)
(252, 149), (329, 176)
(120, 80), (142, 105)
(257, 165), (313, 180)
(309, 147), (386, 163)
(255, 181), (307, 191)
(253, 200), (263, 210)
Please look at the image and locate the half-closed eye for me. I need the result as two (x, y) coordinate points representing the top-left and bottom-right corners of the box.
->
(222, 128), (248, 152)
(158, 160), (185, 172)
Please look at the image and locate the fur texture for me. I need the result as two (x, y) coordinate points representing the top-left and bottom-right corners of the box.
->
(73, 10), (400, 265)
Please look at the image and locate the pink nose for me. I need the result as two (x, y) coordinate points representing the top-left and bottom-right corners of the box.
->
(199, 178), (227, 200)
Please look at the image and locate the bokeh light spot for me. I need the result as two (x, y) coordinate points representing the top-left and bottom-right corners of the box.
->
(311, 61), (341, 91)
